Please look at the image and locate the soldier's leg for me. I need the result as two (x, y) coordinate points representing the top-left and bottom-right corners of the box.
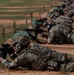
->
(51, 51), (69, 62)
(47, 52), (73, 71)
(60, 61), (74, 72)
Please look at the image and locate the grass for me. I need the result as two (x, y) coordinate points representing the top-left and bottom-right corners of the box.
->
(0, 15), (39, 20)
(0, 15), (26, 20)
(0, 31), (14, 43)
(0, 0), (51, 6)
(0, 8), (43, 20)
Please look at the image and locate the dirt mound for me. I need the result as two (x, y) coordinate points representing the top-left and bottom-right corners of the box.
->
(0, 67), (74, 75)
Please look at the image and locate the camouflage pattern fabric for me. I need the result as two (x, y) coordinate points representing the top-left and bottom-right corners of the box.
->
(67, 9), (74, 18)
(54, 16), (72, 28)
(48, 24), (71, 44)
(12, 35), (30, 54)
(64, 0), (73, 12)
(67, 32), (74, 44)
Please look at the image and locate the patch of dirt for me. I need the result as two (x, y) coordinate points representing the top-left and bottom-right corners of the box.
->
(0, 9), (37, 12)
(0, 19), (31, 25)
(0, 68), (74, 75)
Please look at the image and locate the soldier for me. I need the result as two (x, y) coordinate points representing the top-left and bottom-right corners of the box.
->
(0, 42), (74, 72)
(48, 12), (55, 20)
(32, 18), (47, 39)
(63, 0), (73, 13)
(66, 0), (74, 17)
(36, 17), (55, 44)
(48, 16), (73, 44)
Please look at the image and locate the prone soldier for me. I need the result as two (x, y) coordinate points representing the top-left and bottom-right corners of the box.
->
(48, 16), (73, 44)
(0, 36), (74, 72)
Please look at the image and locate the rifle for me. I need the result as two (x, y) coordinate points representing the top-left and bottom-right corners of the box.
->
(21, 27), (45, 41)
(0, 44), (14, 59)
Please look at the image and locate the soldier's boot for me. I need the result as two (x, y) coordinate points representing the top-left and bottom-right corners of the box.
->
(60, 61), (74, 72)
(47, 60), (60, 71)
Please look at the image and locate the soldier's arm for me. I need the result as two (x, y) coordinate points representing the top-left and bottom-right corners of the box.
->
(0, 57), (18, 69)
(0, 51), (29, 69)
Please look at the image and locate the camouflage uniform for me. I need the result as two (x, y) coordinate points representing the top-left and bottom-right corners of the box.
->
(66, 0), (74, 17)
(67, 9), (74, 18)
(48, 16), (72, 44)
(64, 0), (73, 12)
(1, 43), (74, 72)
(53, 7), (64, 16)
(32, 18), (47, 39)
